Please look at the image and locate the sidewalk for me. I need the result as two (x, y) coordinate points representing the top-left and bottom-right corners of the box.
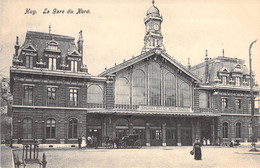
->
(1, 145), (13, 168)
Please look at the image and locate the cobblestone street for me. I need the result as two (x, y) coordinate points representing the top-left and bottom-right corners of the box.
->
(4, 145), (260, 168)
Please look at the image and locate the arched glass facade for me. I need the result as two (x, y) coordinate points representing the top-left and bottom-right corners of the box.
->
(132, 70), (145, 105)
(165, 72), (176, 106)
(148, 62), (161, 106)
(115, 77), (130, 104)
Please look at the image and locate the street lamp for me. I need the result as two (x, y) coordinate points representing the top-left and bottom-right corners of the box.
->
(249, 39), (259, 152)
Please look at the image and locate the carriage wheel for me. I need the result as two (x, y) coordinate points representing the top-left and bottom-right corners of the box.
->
(134, 140), (142, 149)
(121, 142), (127, 149)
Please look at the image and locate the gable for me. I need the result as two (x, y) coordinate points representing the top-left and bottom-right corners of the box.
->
(99, 49), (200, 83)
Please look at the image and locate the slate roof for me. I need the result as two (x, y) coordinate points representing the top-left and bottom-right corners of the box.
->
(191, 56), (250, 83)
(20, 31), (80, 61)
(99, 48), (201, 82)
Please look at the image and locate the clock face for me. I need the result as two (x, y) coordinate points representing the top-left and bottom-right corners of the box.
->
(154, 24), (159, 30)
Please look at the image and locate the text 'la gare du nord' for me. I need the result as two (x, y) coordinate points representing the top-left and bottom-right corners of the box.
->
(24, 8), (91, 15)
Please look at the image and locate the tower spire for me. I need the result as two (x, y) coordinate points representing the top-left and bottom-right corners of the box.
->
(222, 49), (225, 57)
(152, 0), (155, 5)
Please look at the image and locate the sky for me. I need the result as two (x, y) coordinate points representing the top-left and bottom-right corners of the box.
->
(0, 0), (260, 83)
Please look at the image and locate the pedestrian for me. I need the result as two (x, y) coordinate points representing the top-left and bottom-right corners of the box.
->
(193, 139), (202, 160)
(78, 136), (82, 149)
(82, 135), (87, 148)
(203, 137), (206, 146)
(229, 141), (234, 147)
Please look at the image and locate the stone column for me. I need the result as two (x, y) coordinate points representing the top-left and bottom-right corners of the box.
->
(162, 123), (166, 146)
(211, 118), (215, 145)
(129, 122), (133, 134)
(191, 120), (195, 143)
(177, 122), (181, 146)
(146, 123), (150, 146)
(195, 119), (201, 140)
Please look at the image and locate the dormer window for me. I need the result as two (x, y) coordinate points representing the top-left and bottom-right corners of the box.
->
(26, 56), (34, 69)
(71, 60), (78, 72)
(48, 57), (56, 70)
(222, 76), (227, 85)
(235, 77), (241, 86)
(47, 41), (58, 51)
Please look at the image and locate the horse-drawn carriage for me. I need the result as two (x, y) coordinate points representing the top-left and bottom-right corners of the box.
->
(121, 134), (142, 149)
(103, 134), (142, 149)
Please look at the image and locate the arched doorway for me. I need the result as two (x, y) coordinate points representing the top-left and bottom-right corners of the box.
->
(87, 118), (102, 146)
(165, 119), (177, 146)
(133, 119), (146, 145)
(150, 120), (162, 146)
(181, 119), (192, 146)
(115, 118), (129, 139)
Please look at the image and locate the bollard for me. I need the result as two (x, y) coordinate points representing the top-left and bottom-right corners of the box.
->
(42, 153), (47, 168)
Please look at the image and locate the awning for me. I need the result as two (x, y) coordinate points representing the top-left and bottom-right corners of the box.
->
(87, 109), (220, 117)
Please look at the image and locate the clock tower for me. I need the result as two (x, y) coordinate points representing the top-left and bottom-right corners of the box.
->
(141, 0), (166, 54)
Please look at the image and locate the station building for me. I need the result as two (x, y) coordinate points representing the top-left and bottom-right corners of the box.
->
(10, 1), (260, 146)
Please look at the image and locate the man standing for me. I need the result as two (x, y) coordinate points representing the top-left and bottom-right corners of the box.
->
(78, 136), (82, 149)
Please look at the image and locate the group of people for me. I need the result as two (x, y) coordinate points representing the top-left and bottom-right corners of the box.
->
(78, 135), (98, 149)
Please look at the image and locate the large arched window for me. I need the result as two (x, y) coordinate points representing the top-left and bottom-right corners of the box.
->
(180, 82), (190, 107)
(235, 123), (242, 138)
(132, 70), (145, 105)
(46, 118), (56, 139)
(165, 72), (176, 106)
(87, 85), (103, 104)
(22, 118), (33, 139)
(148, 62), (161, 106)
(68, 118), (78, 139)
(223, 122), (228, 138)
(115, 77), (130, 104)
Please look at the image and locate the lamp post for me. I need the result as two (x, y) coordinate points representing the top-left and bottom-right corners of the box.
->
(249, 39), (259, 152)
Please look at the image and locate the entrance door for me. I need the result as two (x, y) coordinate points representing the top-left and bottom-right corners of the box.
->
(133, 129), (146, 146)
(166, 129), (177, 146)
(150, 129), (162, 146)
(181, 128), (192, 146)
(116, 129), (129, 139)
(87, 129), (102, 146)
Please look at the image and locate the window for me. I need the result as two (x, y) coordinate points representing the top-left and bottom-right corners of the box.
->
(47, 87), (56, 105)
(222, 122), (228, 138)
(199, 92), (210, 108)
(165, 73), (176, 106)
(48, 57), (56, 70)
(235, 77), (241, 86)
(180, 82), (190, 107)
(24, 85), (33, 105)
(149, 62), (161, 106)
(235, 99), (241, 109)
(115, 78), (130, 104)
(151, 129), (162, 140)
(46, 118), (56, 139)
(71, 60), (78, 72)
(222, 76), (227, 85)
(132, 70), (145, 105)
(221, 98), (228, 109)
(22, 118), (33, 139)
(87, 85), (103, 104)
(68, 118), (78, 139)
(69, 88), (78, 107)
(26, 56), (34, 68)
(235, 123), (242, 138)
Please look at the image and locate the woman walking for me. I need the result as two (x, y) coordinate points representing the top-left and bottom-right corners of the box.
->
(193, 139), (202, 160)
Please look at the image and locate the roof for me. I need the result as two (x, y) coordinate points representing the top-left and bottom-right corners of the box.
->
(191, 56), (250, 83)
(20, 31), (79, 62)
(99, 48), (201, 82)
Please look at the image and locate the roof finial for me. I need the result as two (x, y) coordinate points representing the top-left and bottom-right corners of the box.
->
(206, 50), (208, 57)
(222, 48), (225, 57)
(152, 0), (155, 5)
(49, 24), (51, 34)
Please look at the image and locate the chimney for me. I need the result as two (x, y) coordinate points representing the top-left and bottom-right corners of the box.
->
(204, 50), (209, 83)
(187, 58), (191, 70)
(77, 30), (84, 61)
